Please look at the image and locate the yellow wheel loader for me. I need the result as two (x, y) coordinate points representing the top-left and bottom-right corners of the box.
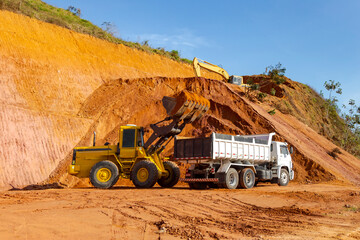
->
(68, 91), (210, 189)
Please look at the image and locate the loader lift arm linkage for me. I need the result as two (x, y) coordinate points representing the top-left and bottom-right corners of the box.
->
(144, 91), (210, 155)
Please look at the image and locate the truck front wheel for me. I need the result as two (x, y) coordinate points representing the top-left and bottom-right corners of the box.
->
(90, 161), (119, 189)
(239, 168), (255, 189)
(131, 160), (159, 188)
(158, 161), (180, 188)
(278, 169), (290, 186)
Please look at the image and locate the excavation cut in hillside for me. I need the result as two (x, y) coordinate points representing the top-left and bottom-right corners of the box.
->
(49, 77), (360, 188)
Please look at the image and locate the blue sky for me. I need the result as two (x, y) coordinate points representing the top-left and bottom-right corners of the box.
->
(43, 0), (359, 109)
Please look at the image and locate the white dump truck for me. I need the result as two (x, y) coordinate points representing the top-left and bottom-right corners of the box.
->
(173, 132), (294, 189)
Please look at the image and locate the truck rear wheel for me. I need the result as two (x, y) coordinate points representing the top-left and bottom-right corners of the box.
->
(224, 168), (239, 189)
(131, 160), (158, 188)
(278, 168), (290, 186)
(157, 161), (180, 188)
(90, 161), (119, 189)
(239, 168), (255, 189)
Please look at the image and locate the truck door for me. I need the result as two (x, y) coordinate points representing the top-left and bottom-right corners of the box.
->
(279, 144), (291, 165)
(119, 128), (136, 158)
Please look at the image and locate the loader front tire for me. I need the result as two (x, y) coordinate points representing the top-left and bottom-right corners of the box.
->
(157, 161), (180, 188)
(90, 161), (119, 189)
(131, 160), (158, 188)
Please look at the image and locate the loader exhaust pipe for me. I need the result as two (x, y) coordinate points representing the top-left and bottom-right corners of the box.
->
(93, 131), (96, 146)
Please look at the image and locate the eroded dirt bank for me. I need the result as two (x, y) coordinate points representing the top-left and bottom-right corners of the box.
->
(0, 184), (359, 239)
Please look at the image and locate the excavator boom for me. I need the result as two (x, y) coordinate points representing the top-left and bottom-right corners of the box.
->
(193, 57), (229, 80)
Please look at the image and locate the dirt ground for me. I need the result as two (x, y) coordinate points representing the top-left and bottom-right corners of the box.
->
(0, 182), (359, 240)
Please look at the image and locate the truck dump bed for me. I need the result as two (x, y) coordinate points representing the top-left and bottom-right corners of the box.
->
(174, 132), (275, 164)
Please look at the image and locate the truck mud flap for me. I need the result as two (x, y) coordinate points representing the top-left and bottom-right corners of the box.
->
(180, 178), (219, 183)
(215, 172), (226, 184)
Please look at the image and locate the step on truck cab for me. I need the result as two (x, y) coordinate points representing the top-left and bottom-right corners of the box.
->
(173, 132), (294, 189)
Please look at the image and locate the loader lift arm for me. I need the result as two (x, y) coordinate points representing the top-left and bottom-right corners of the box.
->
(144, 91), (210, 155)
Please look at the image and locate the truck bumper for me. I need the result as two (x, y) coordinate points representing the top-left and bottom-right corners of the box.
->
(68, 164), (81, 175)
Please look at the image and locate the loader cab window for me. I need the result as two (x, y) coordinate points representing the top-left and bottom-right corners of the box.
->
(280, 145), (289, 156)
(137, 129), (144, 147)
(122, 129), (136, 148)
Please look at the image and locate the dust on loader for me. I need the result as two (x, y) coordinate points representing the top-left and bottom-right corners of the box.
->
(68, 91), (210, 189)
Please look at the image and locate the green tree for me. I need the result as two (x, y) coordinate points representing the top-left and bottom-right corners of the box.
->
(341, 99), (360, 155)
(265, 63), (286, 84)
(323, 80), (342, 118)
(324, 80), (342, 102)
(67, 6), (81, 17)
(101, 22), (118, 36)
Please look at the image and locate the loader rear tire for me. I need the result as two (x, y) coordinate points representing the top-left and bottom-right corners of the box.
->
(131, 160), (158, 188)
(157, 161), (180, 188)
(90, 161), (119, 189)
(239, 168), (255, 189)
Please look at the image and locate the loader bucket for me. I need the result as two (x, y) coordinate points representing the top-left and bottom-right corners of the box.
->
(162, 90), (210, 123)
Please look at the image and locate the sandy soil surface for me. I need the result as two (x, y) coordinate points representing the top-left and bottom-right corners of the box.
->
(1, 183), (359, 240)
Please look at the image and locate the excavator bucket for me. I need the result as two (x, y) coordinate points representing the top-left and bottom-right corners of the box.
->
(162, 90), (210, 123)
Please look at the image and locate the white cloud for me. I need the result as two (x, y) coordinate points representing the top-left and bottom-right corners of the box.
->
(129, 29), (210, 50)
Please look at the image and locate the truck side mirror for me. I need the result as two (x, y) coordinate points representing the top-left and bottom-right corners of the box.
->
(290, 146), (294, 154)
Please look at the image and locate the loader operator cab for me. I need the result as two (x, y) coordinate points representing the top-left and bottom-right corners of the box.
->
(118, 125), (144, 158)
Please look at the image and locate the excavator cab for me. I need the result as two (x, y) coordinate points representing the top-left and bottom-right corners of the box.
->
(228, 75), (245, 86)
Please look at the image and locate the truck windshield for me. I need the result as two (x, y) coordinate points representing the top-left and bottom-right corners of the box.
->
(280, 145), (289, 155)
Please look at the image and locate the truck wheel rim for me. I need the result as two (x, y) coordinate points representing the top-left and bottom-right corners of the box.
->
(246, 172), (252, 185)
(229, 172), (236, 187)
(281, 172), (288, 183)
(137, 168), (149, 182)
(96, 168), (112, 182)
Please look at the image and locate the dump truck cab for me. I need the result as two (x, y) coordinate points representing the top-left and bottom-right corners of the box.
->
(270, 141), (294, 181)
